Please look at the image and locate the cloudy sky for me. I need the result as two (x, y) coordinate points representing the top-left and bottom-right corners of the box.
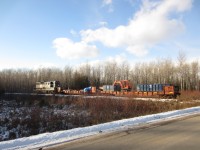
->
(0, 0), (199, 69)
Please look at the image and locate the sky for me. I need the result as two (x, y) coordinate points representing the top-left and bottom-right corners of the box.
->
(0, 0), (200, 69)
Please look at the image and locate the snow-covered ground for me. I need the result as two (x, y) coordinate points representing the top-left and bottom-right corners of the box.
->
(134, 97), (177, 102)
(0, 99), (90, 141)
(1, 106), (200, 150)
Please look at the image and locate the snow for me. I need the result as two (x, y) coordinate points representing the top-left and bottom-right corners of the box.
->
(1, 106), (200, 150)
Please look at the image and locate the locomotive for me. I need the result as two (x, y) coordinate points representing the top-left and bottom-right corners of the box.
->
(34, 81), (61, 94)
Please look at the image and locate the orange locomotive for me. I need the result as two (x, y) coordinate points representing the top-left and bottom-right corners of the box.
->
(135, 84), (180, 98)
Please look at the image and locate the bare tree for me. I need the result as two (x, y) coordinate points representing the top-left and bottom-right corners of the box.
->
(63, 66), (73, 89)
(177, 51), (187, 90)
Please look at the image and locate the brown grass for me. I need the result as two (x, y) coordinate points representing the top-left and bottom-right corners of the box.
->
(74, 96), (200, 125)
(178, 90), (200, 101)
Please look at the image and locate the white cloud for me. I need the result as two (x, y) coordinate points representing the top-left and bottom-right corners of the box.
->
(70, 29), (77, 36)
(53, 0), (193, 59)
(0, 60), (57, 70)
(126, 45), (148, 56)
(103, 0), (112, 5)
(102, 0), (114, 12)
(99, 21), (108, 27)
(53, 38), (99, 59)
(106, 53), (127, 64)
(80, 0), (193, 57)
(127, 0), (137, 6)
(74, 53), (128, 69)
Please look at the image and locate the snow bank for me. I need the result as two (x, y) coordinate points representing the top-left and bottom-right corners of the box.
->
(1, 106), (200, 150)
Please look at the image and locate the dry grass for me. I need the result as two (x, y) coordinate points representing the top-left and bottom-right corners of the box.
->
(74, 96), (200, 124)
(178, 90), (200, 101)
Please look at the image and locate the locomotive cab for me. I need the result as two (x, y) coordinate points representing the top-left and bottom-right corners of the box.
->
(52, 81), (61, 93)
(164, 85), (180, 98)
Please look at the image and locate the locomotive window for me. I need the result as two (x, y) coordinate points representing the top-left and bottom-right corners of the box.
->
(174, 86), (179, 91)
(50, 82), (54, 87)
(56, 81), (60, 87)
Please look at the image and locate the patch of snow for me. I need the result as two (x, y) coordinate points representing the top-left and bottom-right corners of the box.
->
(1, 106), (200, 150)
(134, 97), (177, 102)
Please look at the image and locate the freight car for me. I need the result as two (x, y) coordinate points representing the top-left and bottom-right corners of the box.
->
(34, 81), (61, 94)
(135, 84), (180, 98)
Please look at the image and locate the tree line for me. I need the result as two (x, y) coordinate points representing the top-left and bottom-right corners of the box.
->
(0, 53), (199, 93)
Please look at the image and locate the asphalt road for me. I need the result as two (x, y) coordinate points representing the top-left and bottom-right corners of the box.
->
(46, 114), (200, 150)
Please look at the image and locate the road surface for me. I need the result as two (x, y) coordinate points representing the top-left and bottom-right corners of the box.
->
(45, 114), (200, 150)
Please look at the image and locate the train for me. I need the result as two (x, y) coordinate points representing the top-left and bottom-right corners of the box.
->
(34, 80), (181, 98)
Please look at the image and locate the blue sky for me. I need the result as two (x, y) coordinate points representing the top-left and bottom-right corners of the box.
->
(0, 0), (199, 69)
